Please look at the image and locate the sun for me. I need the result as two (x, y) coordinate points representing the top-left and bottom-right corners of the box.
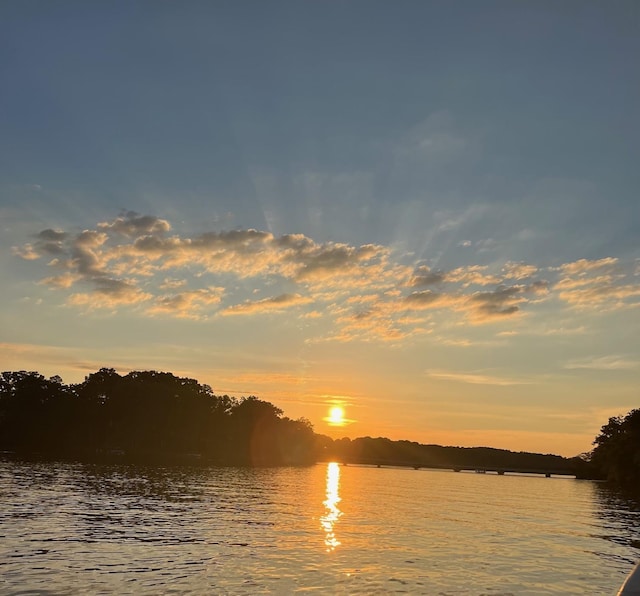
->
(327, 406), (345, 426)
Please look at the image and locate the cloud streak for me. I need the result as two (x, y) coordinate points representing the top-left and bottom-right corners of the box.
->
(564, 356), (639, 371)
(425, 369), (532, 386)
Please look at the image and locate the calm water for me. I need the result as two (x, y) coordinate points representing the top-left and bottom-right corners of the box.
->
(1, 458), (639, 594)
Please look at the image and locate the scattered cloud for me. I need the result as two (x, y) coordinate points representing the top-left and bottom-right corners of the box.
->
(551, 257), (640, 311)
(159, 278), (188, 290)
(502, 262), (538, 280)
(146, 288), (225, 319)
(558, 257), (618, 276)
(409, 265), (446, 287)
(12, 243), (40, 260)
(98, 211), (171, 237)
(13, 212), (640, 340)
(40, 272), (80, 289)
(557, 283), (640, 310)
(444, 265), (501, 287)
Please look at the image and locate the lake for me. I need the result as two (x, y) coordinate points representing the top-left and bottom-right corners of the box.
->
(1, 458), (639, 594)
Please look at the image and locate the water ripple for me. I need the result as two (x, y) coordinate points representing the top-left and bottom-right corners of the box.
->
(0, 458), (638, 594)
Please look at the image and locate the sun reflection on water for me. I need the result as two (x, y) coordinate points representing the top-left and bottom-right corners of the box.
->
(320, 462), (342, 552)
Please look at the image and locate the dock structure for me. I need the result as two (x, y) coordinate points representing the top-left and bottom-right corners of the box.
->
(333, 459), (574, 477)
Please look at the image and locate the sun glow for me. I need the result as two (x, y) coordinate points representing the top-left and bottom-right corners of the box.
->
(327, 406), (345, 426)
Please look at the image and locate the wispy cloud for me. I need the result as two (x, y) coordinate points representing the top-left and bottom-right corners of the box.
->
(564, 355), (639, 371)
(221, 293), (313, 316)
(425, 369), (532, 386)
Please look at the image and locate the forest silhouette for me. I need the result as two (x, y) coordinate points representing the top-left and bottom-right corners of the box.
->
(0, 369), (315, 466)
(0, 368), (634, 484)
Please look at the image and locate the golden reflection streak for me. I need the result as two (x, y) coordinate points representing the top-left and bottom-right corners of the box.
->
(320, 462), (342, 552)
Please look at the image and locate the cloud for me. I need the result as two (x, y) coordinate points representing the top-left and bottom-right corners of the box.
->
(12, 243), (41, 260)
(502, 262), (538, 280)
(33, 229), (68, 255)
(97, 211), (171, 237)
(146, 288), (224, 319)
(554, 275), (614, 290)
(564, 356), (639, 371)
(14, 212), (640, 340)
(37, 229), (67, 242)
(468, 286), (524, 319)
(558, 257), (618, 276)
(409, 265), (446, 287)
(557, 282), (640, 310)
(67, 276), (152, 309)
(553, 257), (640, 312)
(551, 257), (640, 311)
(505, 325), (587, 337)
(12, 229), (69, 260)
(403, 282), (548, 323)
(469, 282), (550, 321)
(294, 243), (387, 282)
(405, 290), (451, 308)
(444, 265), (501, 287)
(426, 369), (531, 386)
(68, 287), (152, 309)
(159, 278), (188, 290)
(221, 293), (313, 316)
(40, 272), (80, 289)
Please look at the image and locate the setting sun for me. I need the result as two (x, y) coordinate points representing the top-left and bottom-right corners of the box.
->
(327, 406), (345, 426)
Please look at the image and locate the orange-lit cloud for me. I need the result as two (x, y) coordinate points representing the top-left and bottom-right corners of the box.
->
(14, 213), (640, 342)
(444, 265), (501, 287)
(146, 288), (225, 319)
(553, 257), (640, 310)
(220, 293), (313, 316)
(558, 257), (618, 276)
(502, 262), (538, 280)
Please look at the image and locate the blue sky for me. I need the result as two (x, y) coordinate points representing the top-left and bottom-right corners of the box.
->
(1, 1), (638, 455)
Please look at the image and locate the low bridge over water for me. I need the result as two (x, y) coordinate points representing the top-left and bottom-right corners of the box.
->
(327, 459), (575, 478)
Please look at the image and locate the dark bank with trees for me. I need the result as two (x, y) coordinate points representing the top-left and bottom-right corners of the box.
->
(0, 369), (637, 488)
(0, 369), (315, 466)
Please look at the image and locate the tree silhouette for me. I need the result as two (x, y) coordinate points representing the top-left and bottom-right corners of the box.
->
(0, 371), (73, 452)
(0, 368), (315, 466)
(0, 367), (591, 473)
(591, 409), (640, 487)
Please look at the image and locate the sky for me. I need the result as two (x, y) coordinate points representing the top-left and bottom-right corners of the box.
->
(1, 1), (638, 457)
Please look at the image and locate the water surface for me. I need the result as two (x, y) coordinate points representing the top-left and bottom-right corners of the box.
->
(1, 458), (638, 594)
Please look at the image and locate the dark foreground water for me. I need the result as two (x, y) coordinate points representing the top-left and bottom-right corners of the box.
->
(1, 458), (639, 594)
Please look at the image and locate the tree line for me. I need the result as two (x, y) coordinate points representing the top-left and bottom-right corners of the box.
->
(0, 369), (636, 487)
(0, 369), (315, 466)
(587, 408), (640, 488)
(316, 435), (575, 474)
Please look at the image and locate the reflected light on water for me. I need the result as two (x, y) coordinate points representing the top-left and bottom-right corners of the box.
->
(320, 462), (342, 552)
